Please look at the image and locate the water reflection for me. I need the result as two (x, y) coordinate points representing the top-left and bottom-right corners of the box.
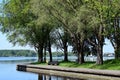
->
(38, 74), (85, 80)
(0, 59), (36, 63)
(0, 57), (36, 64)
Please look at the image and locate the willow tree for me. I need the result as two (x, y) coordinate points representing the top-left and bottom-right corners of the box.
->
(106, 0), (120, 59)
(83, 0), (109, 64)
(83, 0), (120, 64)
(31, 0), (92, 64)
(47, 0), (85, 64)
(0, 0), (33, 46)
(0, 0), (55, 62)
(52, 27), (71, 61)
(110, 17), (120, 59)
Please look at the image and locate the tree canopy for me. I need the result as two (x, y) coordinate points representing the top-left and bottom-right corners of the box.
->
(0, 0), (120, 64)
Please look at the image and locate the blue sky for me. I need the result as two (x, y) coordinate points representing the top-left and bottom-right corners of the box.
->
(0, 32), (33, 50)
(103, 39), (114, 53)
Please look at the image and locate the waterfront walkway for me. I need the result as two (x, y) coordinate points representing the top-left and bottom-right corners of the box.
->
(17, 64), (120, 80)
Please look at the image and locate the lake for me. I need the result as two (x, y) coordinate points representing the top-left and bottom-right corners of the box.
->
(0, 57), (88, 80)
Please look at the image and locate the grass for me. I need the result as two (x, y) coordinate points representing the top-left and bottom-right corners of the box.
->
(59, 61), (95, 68)
(31, 59), (120, 70)
(59, 59), (120, 70)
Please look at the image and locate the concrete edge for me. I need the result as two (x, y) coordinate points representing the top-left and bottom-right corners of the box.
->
(16, 64), (120, 80)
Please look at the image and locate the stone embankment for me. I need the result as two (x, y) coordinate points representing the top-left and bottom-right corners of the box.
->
(17, 64), (120, 80)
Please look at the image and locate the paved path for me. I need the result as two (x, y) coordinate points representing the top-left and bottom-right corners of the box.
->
(24, 65), (120, 77)
(17, 64), (120, 80)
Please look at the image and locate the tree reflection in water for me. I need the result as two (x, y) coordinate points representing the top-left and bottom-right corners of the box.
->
(38, 74), (86, 80)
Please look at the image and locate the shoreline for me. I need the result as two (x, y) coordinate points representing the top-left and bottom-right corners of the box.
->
(17, 64), (120, 80)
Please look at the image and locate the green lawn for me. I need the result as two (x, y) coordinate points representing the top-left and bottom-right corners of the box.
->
(32, 59), (120, 70)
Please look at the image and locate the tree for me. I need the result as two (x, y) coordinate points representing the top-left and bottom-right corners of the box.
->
(32, 0), (87, 64)
(0, 0), (55, 62)
(106, 0), (120, 59)
(82, 0), (120, 64)
(53, 27), (71, 61)
(82, 0), (113, 64)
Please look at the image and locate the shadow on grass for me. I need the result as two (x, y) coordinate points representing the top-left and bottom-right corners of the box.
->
(90, 59), (120, 70)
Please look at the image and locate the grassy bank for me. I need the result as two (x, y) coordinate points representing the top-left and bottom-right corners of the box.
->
(59, 59), (120, 70)
(32, 59), (120, 70)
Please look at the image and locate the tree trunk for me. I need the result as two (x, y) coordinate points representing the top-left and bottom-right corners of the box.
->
(48, 37), (52, 62)
(115, 46), (120, 59)
(72, 33), (84, 64)
(78, 52), (84, 64)
(77, 39), (84, 64)
(64, 44), (68, 61)
(96, 43), (103, 65)
(38, 47), (43, 62)
(44, 47), (46, 62)
(95, 22), (104, 65)
(114, 17), (120, 59)
(63, 39), (68, 61)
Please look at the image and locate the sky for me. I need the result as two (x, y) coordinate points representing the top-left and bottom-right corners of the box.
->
(103, 39), (114, 53)
(0, 32), (34, 50)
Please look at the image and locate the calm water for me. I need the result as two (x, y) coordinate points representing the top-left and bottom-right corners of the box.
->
(0, 57), (88, 80)
(0, 57), (113, 80)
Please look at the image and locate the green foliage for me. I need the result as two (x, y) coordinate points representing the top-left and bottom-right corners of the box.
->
(1, 0), (120, 64)
(0, 0), (33, 46)
(0, 50), (37, 57)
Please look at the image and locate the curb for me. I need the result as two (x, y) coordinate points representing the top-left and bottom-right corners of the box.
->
(17, 64), (120, 80)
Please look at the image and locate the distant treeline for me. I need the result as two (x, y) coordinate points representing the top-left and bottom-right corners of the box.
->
(0, 50), (37, 57)
(0, 50), (75, 57)
(45, 52), (76, 57)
